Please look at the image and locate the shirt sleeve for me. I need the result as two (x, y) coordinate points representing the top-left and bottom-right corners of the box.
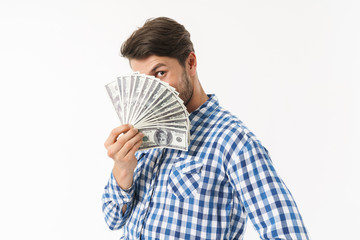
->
(101, 172), (135, 230)
(226, 139), (310, 239)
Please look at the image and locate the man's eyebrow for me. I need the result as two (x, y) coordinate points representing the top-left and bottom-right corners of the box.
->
(150, 63), (166, 74)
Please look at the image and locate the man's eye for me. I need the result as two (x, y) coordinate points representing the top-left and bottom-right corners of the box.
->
(155, 71), (166, 78)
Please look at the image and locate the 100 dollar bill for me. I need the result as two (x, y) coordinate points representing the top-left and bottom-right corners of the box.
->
(138, 127), (188, 151)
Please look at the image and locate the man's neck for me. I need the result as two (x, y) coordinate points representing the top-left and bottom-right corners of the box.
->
(186, 77), (208, 113)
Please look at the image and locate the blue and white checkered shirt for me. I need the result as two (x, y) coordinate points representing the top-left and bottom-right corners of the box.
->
(102, 94), (309, 239)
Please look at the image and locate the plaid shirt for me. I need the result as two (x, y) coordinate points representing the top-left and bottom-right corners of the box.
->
(102, 94), (309, 239)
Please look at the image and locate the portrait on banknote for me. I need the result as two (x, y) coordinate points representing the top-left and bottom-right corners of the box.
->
(154, 129), (172, 146)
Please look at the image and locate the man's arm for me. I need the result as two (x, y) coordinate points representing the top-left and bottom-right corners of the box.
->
(102, 124), (143, 229)
(102, 172), (136, 229)
(226, 139), (309, 239)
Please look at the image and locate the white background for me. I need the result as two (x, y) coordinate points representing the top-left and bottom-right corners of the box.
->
(0, 0), (359, 239)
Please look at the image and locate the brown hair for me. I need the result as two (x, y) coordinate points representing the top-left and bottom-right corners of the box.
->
(120, 17), (194, 66)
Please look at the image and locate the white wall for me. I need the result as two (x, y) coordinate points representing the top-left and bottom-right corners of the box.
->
(0, 0), (359, 239)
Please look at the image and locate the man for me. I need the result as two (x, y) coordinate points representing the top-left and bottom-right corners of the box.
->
(102, 17), (309, 239)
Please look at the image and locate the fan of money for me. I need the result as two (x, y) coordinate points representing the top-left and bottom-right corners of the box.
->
(105, 73), (190, 151)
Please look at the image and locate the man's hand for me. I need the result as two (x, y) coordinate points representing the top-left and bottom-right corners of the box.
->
(104, 124), (143, 190)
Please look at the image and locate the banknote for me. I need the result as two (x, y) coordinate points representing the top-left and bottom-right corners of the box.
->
(105, 81), (124, 124)
(135, 93), (182, 124)
(105, 73), (191, 151)
(138, 127), (188, 151)
(137, 118), (189, 129)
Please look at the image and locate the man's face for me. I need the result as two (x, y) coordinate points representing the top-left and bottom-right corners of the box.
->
(130, 55), (193, 106)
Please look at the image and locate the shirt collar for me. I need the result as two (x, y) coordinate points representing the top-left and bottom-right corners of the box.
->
(189, 94), (219, 130)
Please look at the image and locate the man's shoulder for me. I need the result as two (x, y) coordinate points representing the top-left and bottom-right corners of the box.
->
(209, 106), (261, 148)
(208, 107), (272, 167)
(211, 106), (252, 135)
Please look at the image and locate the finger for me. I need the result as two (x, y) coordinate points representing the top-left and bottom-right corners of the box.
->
(108, 129), (141, 159)
(112, 126), (141, 150)
(107, 128), (139, 159)
(106, 127), (139, 159)
(115, 132), (144, 159)
(104, 124), (132, 148)
(126, 139), (143, 157)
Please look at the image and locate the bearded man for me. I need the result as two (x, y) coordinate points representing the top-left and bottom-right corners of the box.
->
(102, 17), (309, 239)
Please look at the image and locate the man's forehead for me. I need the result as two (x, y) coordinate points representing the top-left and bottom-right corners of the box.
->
(129, 56), (173, 73)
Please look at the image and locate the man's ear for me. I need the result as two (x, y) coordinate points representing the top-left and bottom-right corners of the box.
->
(186, 52), (197, 76)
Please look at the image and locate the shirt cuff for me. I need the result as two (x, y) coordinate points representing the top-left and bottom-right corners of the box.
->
(108, 172), (135, 205)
